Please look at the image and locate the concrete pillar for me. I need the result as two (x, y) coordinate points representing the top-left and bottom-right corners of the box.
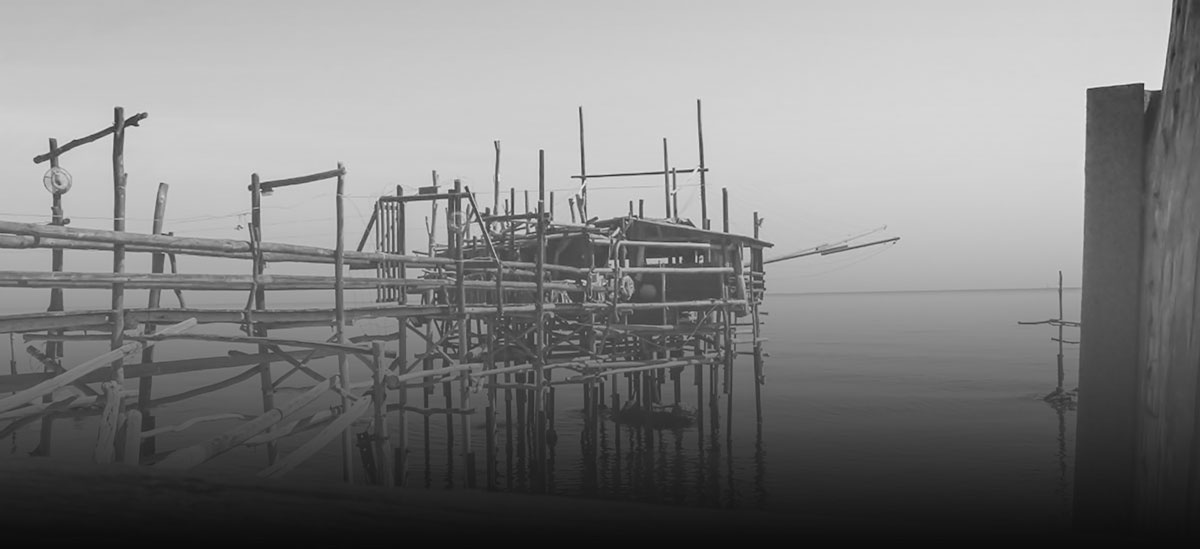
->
(1074, 83), (1150, 534)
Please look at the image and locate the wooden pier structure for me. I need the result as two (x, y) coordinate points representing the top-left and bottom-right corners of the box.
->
(0, 102), (773, 492)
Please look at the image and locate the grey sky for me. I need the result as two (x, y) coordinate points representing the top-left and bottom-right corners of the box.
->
(0, 1), (1172, 296)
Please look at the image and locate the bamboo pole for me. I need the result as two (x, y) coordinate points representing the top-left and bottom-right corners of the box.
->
(138, 182), (169, 458)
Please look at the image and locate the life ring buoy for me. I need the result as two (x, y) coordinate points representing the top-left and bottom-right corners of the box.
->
(43, 167), (73, 195)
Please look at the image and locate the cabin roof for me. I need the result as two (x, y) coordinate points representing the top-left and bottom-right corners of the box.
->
(589, 216), (773, 248)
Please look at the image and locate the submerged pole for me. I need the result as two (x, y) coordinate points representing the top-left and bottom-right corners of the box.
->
(335, 162), (353, 483)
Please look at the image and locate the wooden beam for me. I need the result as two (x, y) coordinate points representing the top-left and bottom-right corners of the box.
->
(32, 112), (148, 164)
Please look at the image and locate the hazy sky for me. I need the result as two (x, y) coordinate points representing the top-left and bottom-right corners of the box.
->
(0, 1), (1173, 295)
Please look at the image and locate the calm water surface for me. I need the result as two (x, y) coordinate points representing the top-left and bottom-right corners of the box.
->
(2, 288), (1079, 528)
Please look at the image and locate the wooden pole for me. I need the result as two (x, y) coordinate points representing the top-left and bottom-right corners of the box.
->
(722, 187), (730, 234)
(1057, 270), (1065, 393)
(698, 99), (709, 231)
(752, 211), (764, 425)
(335, 162), (353, 484)
(120, 409), (142, 465)
(372, 341), (394, 487)
(454, 179), (476, 488)
(98, 106), (128, 464)
(39, 137), (64, 457)
(534, 149), (548, 492)
(662, 138), (671, 218)
(138, 182), (169, 458)
(395, 187), (409, 486)
(578, 106), (588, 221)
(671, 168), (679, 221)
(250, 174), (277, 465)
(493, 140), (501, 216)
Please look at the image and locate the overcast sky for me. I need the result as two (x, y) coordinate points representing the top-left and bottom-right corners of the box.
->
(0, 0), (1173, 296)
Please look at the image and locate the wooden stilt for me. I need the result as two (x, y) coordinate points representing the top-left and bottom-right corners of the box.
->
(138, 182), (169, 459)
(97, 107), (128, 464)
(334, 163), (353, 484)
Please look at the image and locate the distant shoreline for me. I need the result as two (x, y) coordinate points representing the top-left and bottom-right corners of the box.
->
(774, 286), (1083, 297)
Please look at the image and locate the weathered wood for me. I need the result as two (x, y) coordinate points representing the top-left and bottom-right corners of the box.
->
(139, 182), (170, 457)
(154, 376), (337, 470)
(0, 270), (583, 293)
(148, 366), (264, 408)
(0, 234), (373, 266)
(93, 382), (122, 464)
(140, 413), (252, 439)
(0, 318), (196, 413)
(254, 167), (345, 191)
(334, 162), (353, 484)
(31, 112), (148, 164)
(567, 168), (708, 180)
(121, 409), (142, 465)
(106, 106), (129, 464)
(258, 392), (372, 479)
(1076, 82), (1150, 533)
(371, 342), (394, 487)
(698, 98), (709, 229)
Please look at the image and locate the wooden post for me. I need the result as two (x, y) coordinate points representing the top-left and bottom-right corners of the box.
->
(533, 149), (548, 492)
(671, 168), (679, 221)
(1076, 83), (1147, 532)
(662, 138), (671, 218)
(335, 163), (353, 483)
(485, 316), (498, 491)
(578, 106), (588, 221)
(752, 211), (764, 425)
(98, 106), (128, 464)
(388, 185), (409, 484)
(1056, 270), (1065, 393)
(138, 182), (169, 458)
(722, 187), (730, 234)
(249, 173), (278, 465)
(371, 341), (394, 487)
(39, 137), (64, 457)
(121, 409), (142, 465)
(493, 140), (501, 217)
(454, 180), (476, 489)
(697, 98), (709, 231)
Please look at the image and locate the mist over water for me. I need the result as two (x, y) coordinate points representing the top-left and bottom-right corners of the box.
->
(1, 288), (1080, 529)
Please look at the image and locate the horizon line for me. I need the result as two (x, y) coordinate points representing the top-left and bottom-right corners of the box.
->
(775, 286), (1083, 296)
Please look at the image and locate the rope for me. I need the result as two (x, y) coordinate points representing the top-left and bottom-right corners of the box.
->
(786, 241), (897, 278)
